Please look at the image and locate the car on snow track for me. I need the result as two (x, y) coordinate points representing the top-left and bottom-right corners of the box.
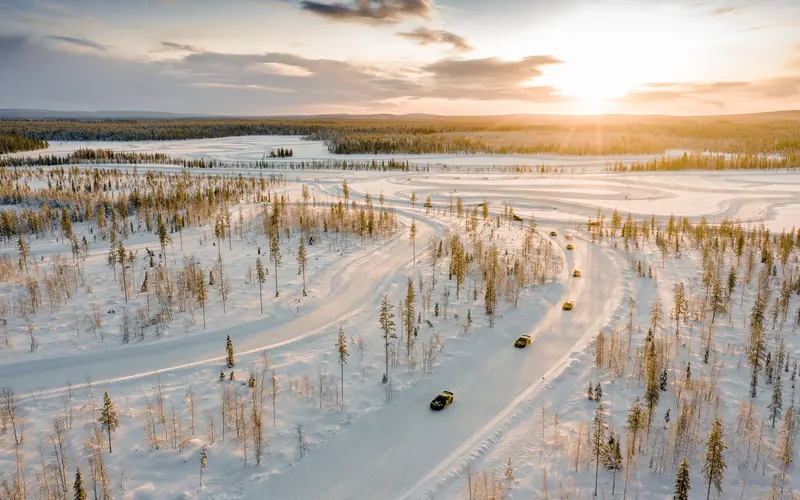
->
(562, 300), (574, 311)
(573, 269), (582, 278)
(566, 244), (574, 250)
(430, 391), (454, 410)
(549, 231), (557, 237)
(514, 334), (532, 348)
(565, 234), (574, 240)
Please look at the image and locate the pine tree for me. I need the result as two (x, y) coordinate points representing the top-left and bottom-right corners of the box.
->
(74, 465), (86, 500)
(592, 403), (607, 497)
(297, 239), (308, 297)
(379, 294), (396, 384)
(16, 234), (29, 273)
(702, 418), (727, 500)
(605, 430), (623, 495)
(199, 446), (208, 491)
(226, 335), (235, 368)
(645, 341), (660, 425)
(588, 381), (594, 400)
(256, 257), (266, 314)
(118, 241), (128, 303)
(660, 369), (668, 391)
(595, 382), (602, 401)
(410, 220), (417, 266)
(769, 363), (783, 428)
(595, 329), (605, 369)
(673, 456), (691, 500)
(269, 231), (281, 297)
(197, 271), (207, 329)
(98, 390), (120, 453)
(337, 326), (348, 406)
(626, 397), (645, 455)
(650, 295), (663, 334)
(405, 277), (415, 358)
(672, 282), (687, 336)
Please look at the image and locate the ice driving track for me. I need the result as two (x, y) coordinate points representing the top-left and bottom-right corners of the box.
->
(0, 208), (436, 397)
(264, 231), (621, 500)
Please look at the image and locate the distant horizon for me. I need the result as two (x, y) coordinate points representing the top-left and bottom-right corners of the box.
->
(3, 108), (800, 120)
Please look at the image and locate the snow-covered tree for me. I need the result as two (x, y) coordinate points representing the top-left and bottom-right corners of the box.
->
(673, 456), (690, 500)
(226, 335), (235, 368)
(702, 418), (726, 500)
(379, 294), (396, 384)
(337, 326), (348, 406)
(98, 390), (120, 453)
(256, 257), (266, 314)
(74, 465), (86, 500)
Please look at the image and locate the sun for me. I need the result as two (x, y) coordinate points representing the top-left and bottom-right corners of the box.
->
(559, 76), (632, 106)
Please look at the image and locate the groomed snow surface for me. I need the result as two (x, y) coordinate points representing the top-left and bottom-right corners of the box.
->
(1, 137), (800, 500)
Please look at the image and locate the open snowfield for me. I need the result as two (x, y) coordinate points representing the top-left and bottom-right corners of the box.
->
(1, 138), (800, 500)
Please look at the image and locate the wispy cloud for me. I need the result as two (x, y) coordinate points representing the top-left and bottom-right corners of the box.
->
(249, 62), (314, 77)
(300, 0), (432, 24)
(711, 7), (739, 15)
(157, 41), (204, 53)
(46, 35), (107, 51)
(397, 27), (472, 51)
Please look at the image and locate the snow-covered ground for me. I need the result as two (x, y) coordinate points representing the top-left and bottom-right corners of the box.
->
(1, 142), (799, 500)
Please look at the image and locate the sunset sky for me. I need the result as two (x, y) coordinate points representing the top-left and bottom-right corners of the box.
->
(1, 0), (799, 115)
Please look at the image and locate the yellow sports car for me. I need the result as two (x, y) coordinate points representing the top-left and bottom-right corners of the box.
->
(565, 234), (574, 240)
(562, 300), (574, 311)
(430, 391), (454, 411)
(566, 244), (574, 250)
(514, 334), (532, 348)
(573, 269), (582, 278)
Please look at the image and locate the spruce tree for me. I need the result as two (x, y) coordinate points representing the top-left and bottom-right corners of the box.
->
(98, 390), (119, 453)
(673, 456), (690, 500)
(405, 277), (415, 357)
(660, 369), (668, 391)
(769, 365), (783, 428)
(74, 465), (86, 500)
(645, 341), (660, 425)
(379, 294), (396, 384)
(337, 326), (348, 406)
(256, 257), (266, 314)
(592, 403), (607, 497)
(269, 231), (281, 297)
(226, 335), (235, 368)
(297, 240), (307, 296)
(702, 418), (727, 500)
(626, 397), (645, 454)
(595, 329), (605, 369)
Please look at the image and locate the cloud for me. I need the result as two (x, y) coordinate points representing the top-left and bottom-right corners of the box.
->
(157, 41), (204, 53)
(300, 0), (432, 24)
(616, 78), (800, 106)
(396, 27), (472, 51)
(711, 7), (738, 15)
(190, 82), (296, 93)
(45, 35), (108, 51)
(249, 62), (314, 77)
(422, 55), (561, 84)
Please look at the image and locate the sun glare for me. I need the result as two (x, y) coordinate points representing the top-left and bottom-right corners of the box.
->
(561, 78), (631, 104)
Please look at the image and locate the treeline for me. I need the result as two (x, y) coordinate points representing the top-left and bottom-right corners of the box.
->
(0, 148), (415, 171)
(324, 133), (669, 156)
(0, 134), (48, 154)
(268, 148), (293, 158)
(607, 152), (796, 172)
(4, 114), (800, 156)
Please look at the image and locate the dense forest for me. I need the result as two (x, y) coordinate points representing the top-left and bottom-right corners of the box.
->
(0, 134), (48, 154)
(3, 113), (800, 156)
